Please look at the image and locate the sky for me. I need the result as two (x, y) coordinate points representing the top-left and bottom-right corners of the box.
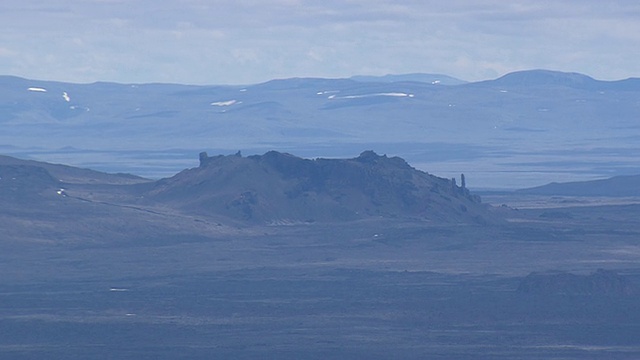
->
(1, 0), (640, 85)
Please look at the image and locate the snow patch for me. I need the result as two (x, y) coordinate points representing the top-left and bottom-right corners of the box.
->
(62, 92), (70, 102)
(110, 288), (129, 292)
(56, 188), (66, 196)
(28, 87), (47, 92)
(431, 80), (441, 85)
(211, 100), (240, 106)
(317, 90), (339, 95)
(330, 92), (414, 100)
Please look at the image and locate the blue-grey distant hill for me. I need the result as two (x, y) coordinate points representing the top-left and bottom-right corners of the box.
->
(518, 174), (640, 197)
(480, 69), (640, 91)
(1, 69), (639, 188)
(351, 73), (467, 85)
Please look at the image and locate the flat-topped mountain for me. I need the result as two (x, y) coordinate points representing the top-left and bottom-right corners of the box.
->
(143, 150), (488, 224)
(1, 151), (493, 226)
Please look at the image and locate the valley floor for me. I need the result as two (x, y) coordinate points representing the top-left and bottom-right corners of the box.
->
(2, 194), (640, 359)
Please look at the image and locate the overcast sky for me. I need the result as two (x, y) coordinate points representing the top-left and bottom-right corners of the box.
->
(1, 0), (639, 85)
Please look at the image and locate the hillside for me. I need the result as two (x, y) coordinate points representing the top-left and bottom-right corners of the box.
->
(0, 154), (149, 185)
(0, 155), (207, 245)
(0, 151), (494, 245)
(518, 174), (640, 197)
(142, 150), (489, 224)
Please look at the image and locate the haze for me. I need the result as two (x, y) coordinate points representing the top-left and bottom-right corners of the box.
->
(1, 0), (640, 85)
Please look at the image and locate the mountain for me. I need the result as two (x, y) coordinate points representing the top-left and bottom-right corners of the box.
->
(350, 73), (467, 85)
(0, 151), (494, 243)
(518, 174), (640, 197)
(2, 69), (640, 189)
(141, 150), (489, 224)
(484, 69), (599, 89)
(483, 69), (640, 91)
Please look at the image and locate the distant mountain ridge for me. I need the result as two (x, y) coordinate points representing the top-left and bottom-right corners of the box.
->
(2, 69), (640, 189)
(519, 174), (640, 197)
(483, 69), (640, 90)
(350, 73), (467, 85)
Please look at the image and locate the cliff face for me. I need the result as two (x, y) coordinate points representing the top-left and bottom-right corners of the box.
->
(145, 150), (489, 224)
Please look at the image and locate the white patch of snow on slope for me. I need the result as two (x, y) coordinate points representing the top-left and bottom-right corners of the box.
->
(317, 90), (339, 95)
(330, 92), (414, 100)
(28, 87), (47, 92)
(62, 92), (70, 102)
(211, 100), (240, 106)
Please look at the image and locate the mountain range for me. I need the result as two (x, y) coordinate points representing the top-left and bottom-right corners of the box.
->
(1, 70), (639, 188)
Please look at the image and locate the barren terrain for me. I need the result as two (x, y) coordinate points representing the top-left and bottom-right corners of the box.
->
(1, 155), (639, 359)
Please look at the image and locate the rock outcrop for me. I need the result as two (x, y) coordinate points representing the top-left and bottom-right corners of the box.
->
(145, 150), (490, 224)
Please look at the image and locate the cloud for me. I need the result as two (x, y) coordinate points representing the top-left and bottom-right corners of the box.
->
(0, 47), (16, 57)
(1, 0), (639, 84)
